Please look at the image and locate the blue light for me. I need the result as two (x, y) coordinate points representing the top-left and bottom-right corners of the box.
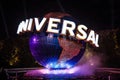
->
(65, 64), (71, 68)
(30, 35), (39, 44)
(33, 38), (37, 42)
(50, 63), (53, 66)
(37, 66), (79, 75)
(45, 62), (72, 69)
(54, 64), (59, 68)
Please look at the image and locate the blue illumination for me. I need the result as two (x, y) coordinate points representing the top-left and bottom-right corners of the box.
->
(30, 35), (39, 44)
(29, 13), (86, 69)
(45, 62), (72, 69)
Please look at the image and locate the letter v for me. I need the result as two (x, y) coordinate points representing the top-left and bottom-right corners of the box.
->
(34, 17), (47, 31)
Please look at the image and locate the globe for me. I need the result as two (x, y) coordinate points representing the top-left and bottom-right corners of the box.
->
(29, 12), (86, 69)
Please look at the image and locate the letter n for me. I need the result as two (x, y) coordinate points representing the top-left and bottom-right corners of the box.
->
(17, 19), (29, 34)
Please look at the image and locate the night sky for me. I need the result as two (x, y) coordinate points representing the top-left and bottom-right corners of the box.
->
(0, 0), (119, 39)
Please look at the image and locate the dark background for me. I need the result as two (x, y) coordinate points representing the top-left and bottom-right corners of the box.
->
(0, 0), (120, 68)
(0, 0), (119, 39)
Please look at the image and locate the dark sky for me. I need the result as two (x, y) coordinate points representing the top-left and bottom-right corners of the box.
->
(0, 0), (119, 39)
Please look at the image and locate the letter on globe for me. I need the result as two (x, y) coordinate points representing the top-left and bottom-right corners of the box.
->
(27, 18), (33, 31)
(86, 30), (99, 47)
(76, 25), (88, 40)
(47, 18), (60, 33)
(17, 19), (29, 34)
(34, 17), (47, 31)
(61, 20), (76, 37)
(95, 34), (99, 47)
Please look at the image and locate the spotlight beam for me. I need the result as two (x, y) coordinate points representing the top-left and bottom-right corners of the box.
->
(56, 0), (65, 12)
(0, 3), (9, 38)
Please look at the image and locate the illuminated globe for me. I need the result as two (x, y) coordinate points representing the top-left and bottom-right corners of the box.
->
(29, 12), (86, 69)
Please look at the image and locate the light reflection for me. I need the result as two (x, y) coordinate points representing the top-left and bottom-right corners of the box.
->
(38, 67), (78, 74)
(45, 62), (72, 69)
(32, 36), (39, 43)
(47, 33), (53, 38)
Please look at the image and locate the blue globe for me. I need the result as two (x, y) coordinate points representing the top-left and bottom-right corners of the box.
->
(29, 12), (86, 69)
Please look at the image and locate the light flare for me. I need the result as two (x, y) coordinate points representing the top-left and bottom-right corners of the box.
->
(38, 66), (78, 74)
(45, 62), (72, 69)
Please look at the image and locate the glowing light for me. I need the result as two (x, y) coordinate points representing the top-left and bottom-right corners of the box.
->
(33, 38), (37, 42)
(90, 63), (94, 66)
(38, 67), (77, 74)
(31, 36), (39, 43)
(47, 33), (53, 38)
(45, 62), (72, 69)
(9, 56), (19, 66)
(25, 64), (97, 77)
(66, 64), (71, 69)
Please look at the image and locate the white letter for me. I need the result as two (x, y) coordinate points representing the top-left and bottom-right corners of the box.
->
(76, 25), (88, 40)
(61, 20), (76, 37)
(95, 34), (99, 47)
(34, 17), (47, 31)
(17, 19), (29, 34)
(46, 18), (60, 33)
(27, 18), (33, 31)
(86, 30), (96, 45)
